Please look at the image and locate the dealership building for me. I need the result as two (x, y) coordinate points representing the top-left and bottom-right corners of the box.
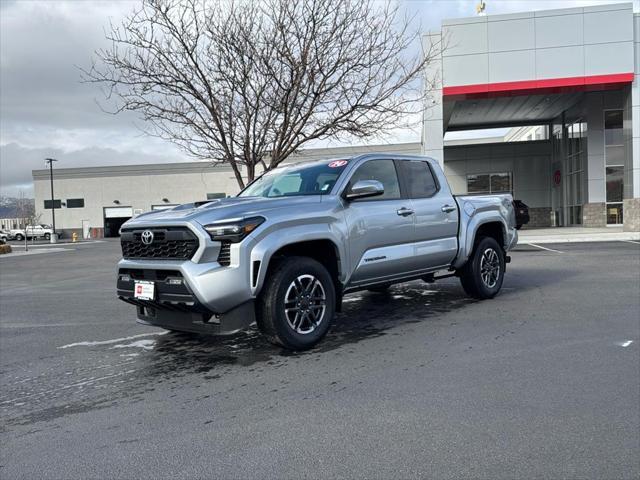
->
(33, 2), (640, 236)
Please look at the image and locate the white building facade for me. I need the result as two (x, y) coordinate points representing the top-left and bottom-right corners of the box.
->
(424, 2), (639, 230)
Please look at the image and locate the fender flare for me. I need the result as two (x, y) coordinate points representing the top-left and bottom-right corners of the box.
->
(454, 213), (508, 270)
(249, 224), (347, 296)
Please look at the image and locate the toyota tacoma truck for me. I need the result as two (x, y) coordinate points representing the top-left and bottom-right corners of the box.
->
(117, 154), (517, 350)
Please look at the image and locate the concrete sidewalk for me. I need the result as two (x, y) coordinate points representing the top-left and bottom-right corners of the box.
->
(519, 227), (640, 244)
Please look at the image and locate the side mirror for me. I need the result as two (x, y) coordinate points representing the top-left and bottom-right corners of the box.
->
(345, 180), (384, 201)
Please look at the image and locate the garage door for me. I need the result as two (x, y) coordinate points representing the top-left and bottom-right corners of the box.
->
(104, 207), (133, 218)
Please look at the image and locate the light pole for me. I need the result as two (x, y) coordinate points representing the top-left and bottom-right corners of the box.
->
(45, 158), (58, 242)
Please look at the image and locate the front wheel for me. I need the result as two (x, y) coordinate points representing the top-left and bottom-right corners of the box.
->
(459, 236), (505, 299)
(256, 256), (335, 350)
(44, 233), (51, 240)
(15, 234), (24, 241)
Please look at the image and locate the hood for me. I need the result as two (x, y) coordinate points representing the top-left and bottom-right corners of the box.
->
(123, 195), (324, 228)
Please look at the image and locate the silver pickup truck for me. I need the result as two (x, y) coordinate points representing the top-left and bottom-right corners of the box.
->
(117, 154), (517, 350)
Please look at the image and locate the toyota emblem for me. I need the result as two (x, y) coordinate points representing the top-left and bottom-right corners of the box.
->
(141, 230), (154, 245)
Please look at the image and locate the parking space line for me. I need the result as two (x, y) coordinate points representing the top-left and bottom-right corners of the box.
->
(525, 243), (564, 254)
(621, 240), (640, 245)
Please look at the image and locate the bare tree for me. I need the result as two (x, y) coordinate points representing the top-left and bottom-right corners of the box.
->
(84, 0), (442, 188)
(15, 190), (37, 250)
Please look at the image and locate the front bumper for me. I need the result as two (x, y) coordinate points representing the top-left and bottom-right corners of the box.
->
(117, 266), (255, 335)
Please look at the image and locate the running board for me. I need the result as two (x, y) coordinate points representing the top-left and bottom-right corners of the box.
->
(423, 273), (457, 283)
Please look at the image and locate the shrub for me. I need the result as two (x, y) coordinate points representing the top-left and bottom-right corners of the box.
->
(0, 244), (12, 254)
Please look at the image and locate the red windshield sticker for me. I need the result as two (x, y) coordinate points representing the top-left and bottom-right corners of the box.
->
(328, 160), (348, 168)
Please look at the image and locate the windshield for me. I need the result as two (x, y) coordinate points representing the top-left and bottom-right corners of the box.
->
(238, 160), (349, 198)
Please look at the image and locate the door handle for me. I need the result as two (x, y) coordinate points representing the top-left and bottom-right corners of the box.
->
(396, 207), (414, 217)
(441, 204), (456, 213)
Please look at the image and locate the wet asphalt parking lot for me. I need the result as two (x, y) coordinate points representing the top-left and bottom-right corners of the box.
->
(0, 239), (639, 479)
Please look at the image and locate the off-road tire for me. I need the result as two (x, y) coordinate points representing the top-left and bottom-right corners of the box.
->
(459, 236), (505, 300)
(256, 256), (335, 350)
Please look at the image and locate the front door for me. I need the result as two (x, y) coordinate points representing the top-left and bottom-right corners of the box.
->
(343, 159), (416, 286)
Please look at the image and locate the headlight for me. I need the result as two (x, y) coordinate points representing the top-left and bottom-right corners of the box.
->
(203, 216), (265, 242)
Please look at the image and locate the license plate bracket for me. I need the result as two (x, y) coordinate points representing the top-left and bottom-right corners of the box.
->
(134, 280), (155, 300)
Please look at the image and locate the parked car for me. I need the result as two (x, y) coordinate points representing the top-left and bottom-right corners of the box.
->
(513, 200), (530, 230)
(10, 224), (55, 241)
(0, 229), (10, 244)
(116, 154), (518, 350)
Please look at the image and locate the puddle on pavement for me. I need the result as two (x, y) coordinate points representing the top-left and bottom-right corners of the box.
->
(3, 280), (475, 430)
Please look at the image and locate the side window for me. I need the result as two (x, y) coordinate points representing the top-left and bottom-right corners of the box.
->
(402, 161), (438, 198)
(348, 160), (401, 200)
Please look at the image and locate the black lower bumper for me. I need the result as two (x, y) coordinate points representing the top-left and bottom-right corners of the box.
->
(117, 268), (254, 335)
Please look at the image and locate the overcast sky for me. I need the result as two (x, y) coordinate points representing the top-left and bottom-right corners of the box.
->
(0, 0), (635, 196)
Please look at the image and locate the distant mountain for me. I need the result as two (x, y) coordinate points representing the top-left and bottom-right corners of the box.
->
(0, 196), (35, 219)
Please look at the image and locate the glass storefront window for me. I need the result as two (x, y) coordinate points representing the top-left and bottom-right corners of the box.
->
(490, 173), (512, 193)
(569, 206), (582, 226)
(605, 145), (625, 166)
(605, 166), (624, 203)
(607, 204), (623, 225)
(564, 118), (585, 226)
(467, 174), (490, 195)
(604, 110), (623, 146)
(604, 110), (624, 224)
(467, 172), (512, 195)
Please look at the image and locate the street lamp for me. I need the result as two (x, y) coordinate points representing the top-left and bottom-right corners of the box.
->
(44, 158), (58, 242)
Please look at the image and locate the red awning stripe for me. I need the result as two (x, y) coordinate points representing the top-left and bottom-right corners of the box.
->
(443, 73), (634, 98)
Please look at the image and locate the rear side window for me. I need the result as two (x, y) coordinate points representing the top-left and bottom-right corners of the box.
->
(349, 160), (401, 200)
(401, 161), (438, 198)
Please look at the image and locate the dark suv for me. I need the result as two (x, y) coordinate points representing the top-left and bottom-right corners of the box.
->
(513, 200), (530, 230)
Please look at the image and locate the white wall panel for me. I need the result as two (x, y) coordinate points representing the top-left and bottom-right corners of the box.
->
(583, 9), (633, 44)
(488, 50), (535, 83)
(536, 46), (585, 79)
(443, 54), (488, 87)
(443, 22), (487, 57)
(534, 14), (583, 49)
(584, 42), (634, 76)
(488, 18), (534, 52)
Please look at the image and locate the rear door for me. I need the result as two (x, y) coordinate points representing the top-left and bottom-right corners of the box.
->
(343, 159), (416, 286)
(397, 159), (459, 269)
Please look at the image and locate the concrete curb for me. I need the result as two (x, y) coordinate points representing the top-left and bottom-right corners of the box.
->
(519, 233), (640, 244)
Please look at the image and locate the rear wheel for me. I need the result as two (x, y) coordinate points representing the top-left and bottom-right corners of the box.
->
(459, 236), (505, 299)
(256, 256), (335, 350)
(44, 233), (51, 240)
(15, 234), (24, 241)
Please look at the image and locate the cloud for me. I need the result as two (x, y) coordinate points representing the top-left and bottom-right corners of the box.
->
(0, 143), (189, 197)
